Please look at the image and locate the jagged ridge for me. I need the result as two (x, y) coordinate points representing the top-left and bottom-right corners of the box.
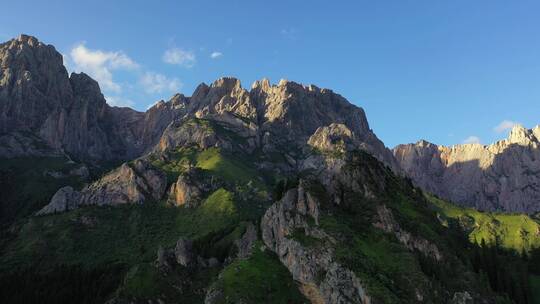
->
(394, 124), (540, 213)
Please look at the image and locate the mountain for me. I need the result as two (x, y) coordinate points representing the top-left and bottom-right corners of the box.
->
(0, 35), (397, 169)
(0, 35), (184, 162)
(1, 35), (538, 304)
(394, 125), (540, 213)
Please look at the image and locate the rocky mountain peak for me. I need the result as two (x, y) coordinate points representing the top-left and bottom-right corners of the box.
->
(508, 124), (538, 145)
(394, 125), (540, 213)
(210, 76), (242, 90)
(251, 78), (270, 91)
(416, 139), (435, 147)
(0, 35), (398, 169)
(278, 78), (289, 87)
(0, 34), (72, 133)
(69, 72), (103, 100)
(15, 34), (39, 45)
(3, 34), (43, 50)
(0, 35), (168, 161)
(1, 34), (64, 72)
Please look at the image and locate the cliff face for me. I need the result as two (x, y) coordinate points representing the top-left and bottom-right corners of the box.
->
(0, 35), (396, 170)
(394, 125), (540, 213)
(178, 77), (399, 171)
(0, 35), (181, 162)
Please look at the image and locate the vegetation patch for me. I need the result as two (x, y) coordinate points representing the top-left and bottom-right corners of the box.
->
(0, 188), (240, 271)
(210, 241), (308, 304)
(427, 193), (540, 251)
(289, 228), (322, 247)
(320, 213), (430, 303)
(0, 156), (86, 225)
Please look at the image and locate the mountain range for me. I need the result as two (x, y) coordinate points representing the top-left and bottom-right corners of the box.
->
(1, 34), (540, 304)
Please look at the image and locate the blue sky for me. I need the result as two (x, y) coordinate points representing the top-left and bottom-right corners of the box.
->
(1, 1), (540, 148)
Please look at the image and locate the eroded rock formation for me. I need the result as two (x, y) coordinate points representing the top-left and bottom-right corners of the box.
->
(394, 125), (540, 213)
(37, 159), (167, 214)
(261, 185), (371, 304)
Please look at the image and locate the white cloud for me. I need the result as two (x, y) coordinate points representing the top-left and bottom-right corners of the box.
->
(162, 48), (196, 67)
(210, 51), (223, 59)
(463, 136), (481, 144)
(494, 120), (520, 133)
(140, 72), (182, 94)
(105, 95), (134, 108)
(69, 43), (139, 93)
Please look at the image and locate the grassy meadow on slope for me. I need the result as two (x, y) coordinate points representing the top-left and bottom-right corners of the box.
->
(427, 193), (540, 304)
(427, 194), (540, 251)
(209, 241), (308, 304)
(0, 188), (239, 270)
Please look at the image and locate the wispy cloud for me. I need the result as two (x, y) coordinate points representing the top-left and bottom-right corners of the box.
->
(162, 47), (196, 68)
(69, 43), (139, 93)
(66, 42), (185, 110)
(210, 51), (223, 59)
(463, 136), (481, 144)
(140, 72), (182, 94)
(494, 120), (520, 133)
(105, 95), (134, 108)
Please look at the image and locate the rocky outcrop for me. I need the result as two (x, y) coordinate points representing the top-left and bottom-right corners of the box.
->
(261, 185), (371, 304)
(167, 172), (203, 207)
(156, 118), (223, 152)
(451, 292), (473, 304)
(234, 222), (257, 259)
(37, 159), (167, 214)
(394, 125), (540, 213)
(308, 123), (354, 154)
(174, 238), (194, 267)
(155, 236), (222, 272)
(36, 186), (81, 215)
(374, 205), (442, 261)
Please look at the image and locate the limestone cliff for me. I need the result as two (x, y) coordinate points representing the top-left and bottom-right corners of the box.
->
(0, 35), (181, 162)
(394, 125), (540, 213)
(0, 35), (397, 170)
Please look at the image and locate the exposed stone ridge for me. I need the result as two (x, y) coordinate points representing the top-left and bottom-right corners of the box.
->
(37, 159), (167, 215)
(374, 205), (442, 261)
(181, 76), (398, 170)
(261, 185), (371, 304)
(393, 124), (540, 213)
(0, 34), (396, 171)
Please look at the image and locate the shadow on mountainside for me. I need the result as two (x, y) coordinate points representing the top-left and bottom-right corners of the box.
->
(401, 142), (540, 213)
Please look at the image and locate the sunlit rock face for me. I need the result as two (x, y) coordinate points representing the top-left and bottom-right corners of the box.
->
(394, 125), (540, 213)
(37, 159), (167, 214)
(0, 35), (398, 171)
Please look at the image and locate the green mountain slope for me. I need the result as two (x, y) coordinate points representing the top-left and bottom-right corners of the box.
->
(428, 193), (540, 252)
(0, 133), (537, 303)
